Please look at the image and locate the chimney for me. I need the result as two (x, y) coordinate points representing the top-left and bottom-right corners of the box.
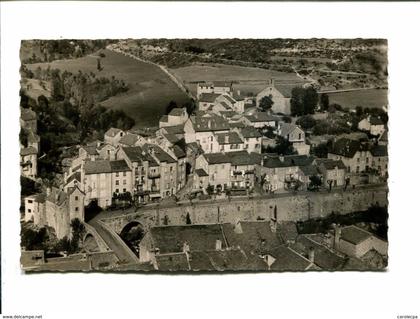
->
(333, 223), (341, 249)
(215, 239), (222, 251)
(308, 247), (315, 263)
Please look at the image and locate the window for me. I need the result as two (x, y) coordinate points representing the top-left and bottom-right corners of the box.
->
(378, 158), (381, 162)
(298, 133), (301, 140)
(123, 180), (126, 185)
(366, 158), (369, 163)
(357, 158), (360, 163)
(116, 189), (119, 193)
(75, 196), (78, 201)
(116, 180), (119, 186)
(170, 166), (173, 172)
(116, 172), (119, 177)
(356, 166), (360, 173)
(123, 188), (126, 192)
(123, 171), (126, 177)
(244, 144), (248, 149)
(107, 150), (110, 155)
(28, 200), (33, 204)
(75, 207), (79, 212)
(28, 209), (32, 213)
(221, 164), (225, 169)
(210, 136), (213, 142)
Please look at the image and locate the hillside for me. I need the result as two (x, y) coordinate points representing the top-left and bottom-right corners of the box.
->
(26, 49), (190, 127)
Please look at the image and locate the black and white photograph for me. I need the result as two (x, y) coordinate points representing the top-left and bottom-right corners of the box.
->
(19, 38), (389, 272)
(3, 2), (420, 319)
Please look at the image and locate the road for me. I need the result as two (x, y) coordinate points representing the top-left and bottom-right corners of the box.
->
(88, 219), (139, 264)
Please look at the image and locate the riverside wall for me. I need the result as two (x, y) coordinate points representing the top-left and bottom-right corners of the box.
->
(101, 187), (388, 235)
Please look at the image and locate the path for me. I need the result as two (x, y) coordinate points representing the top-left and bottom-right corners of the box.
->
(88, 218), (139, 264)
(106, 44), (196, 102)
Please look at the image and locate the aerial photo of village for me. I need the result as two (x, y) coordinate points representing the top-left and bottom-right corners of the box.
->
(19, 38), (389, 272)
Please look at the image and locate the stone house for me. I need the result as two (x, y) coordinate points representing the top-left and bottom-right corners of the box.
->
(196, 81), (233, 99)
(334, 225), (388, 258)
(24, 194), (46, 224)
(327, 138), (372, 174)
(370, 145), (388, 177)
(214, 131), (244, 153)
(159, 107), (189, 128)
(316, 159), (347, 187)
(184, 113), (230, 153)
(261, 155), (315, 192)
(20, 147), (38, 179)
(82, 159), (132, 207)
(104, 127), (125, 146)
(234, 127), (262, 154)
(241, 112), (278, 128)
(357, 116), (386, 136)
(195, 153), (231, 191)
(45, 186), (85, 239)
(229, 151), (262, 190)
(256, 79), (291, 115)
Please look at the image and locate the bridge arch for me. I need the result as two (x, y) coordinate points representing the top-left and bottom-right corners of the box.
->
(119, 221), (146, 255)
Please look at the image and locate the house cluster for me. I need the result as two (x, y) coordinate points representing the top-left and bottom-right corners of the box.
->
(20, 107), (40, 179)
(22, 79), (388, 243)
(137, 220), (388, 271)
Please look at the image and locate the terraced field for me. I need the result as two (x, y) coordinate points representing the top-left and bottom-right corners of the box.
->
(27, 49), (190, 127)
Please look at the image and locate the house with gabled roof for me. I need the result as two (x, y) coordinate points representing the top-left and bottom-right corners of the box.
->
(316, 159), (347, 188)
(256, 79), (292, 115)
(234, 126), (262, 154)
(261, 154), (315, 192)
(159, 107), (189, 128)
(327, 138), (372, 174)
(104, 127), (125, 146)
(20, 146), (38, 178)
(184, 113), (230, 153)
(358, 115), (386, 136)
(81, 159), (132, 207)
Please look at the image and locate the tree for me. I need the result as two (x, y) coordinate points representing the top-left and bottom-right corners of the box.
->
(309, 175), (322, 191)
(291, 86), (318, 116)
(259, 95), (274, 112)
(296, 115), (316, 130)
(320, 93), (329, 111)
(166, 100), (178, 115)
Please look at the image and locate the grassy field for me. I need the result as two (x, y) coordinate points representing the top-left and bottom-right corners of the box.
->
(27, 49), (190, 127)
(327, 89), (388, 109)
(170, 63), (307, 96)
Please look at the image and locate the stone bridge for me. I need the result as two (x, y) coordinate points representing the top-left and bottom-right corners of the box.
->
(99, 185), (388, 236)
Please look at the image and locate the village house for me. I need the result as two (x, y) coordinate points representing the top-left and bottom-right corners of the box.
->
(328, 138), (372, 174)
(297, 165), (321, 189)
(44, 186), (85, 239)
(261, 154), (315, 192)
(333, 225), (388, 258)
(24, 193), (46, 223)
(82, 159), (132, 208)
(214, 131), (244, 153)
(159, 107), (189, 128)
(104, 127), (125, 146)
(194, 153), (231, 192)
(358, 115), (386, 136)
(278, 122), (309, 155)
(228, 151), (262, 190)
(139, 223), (231, 264)
(316, 159), (347, 188)
(370, 144), (388, 177)
(97, 143), (119, 161)
(196, 81), (233, 99)
(234, 126), (262, 154)
(256, 79), (292, 115)
(79, 144), (100, 161)
(184, 113), (230, 153)
(20, 147), (38, 179)
(118, 132), (144, 147)
(241, 112), (279, 129)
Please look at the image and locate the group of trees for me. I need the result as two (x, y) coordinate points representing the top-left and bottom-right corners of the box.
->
(21, 218), (86, 255)
(290, 86), (319, 116)
(262, 136), (296, 156)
